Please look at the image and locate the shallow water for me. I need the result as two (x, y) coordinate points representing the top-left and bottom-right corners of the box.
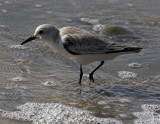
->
(0, 0), (160, 123)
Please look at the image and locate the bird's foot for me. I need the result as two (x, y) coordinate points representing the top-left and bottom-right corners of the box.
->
(89, 74), (94, 84)
(78, 80), (82, 86)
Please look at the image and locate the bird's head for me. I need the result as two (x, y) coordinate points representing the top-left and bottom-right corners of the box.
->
(21, 24), (59, 45)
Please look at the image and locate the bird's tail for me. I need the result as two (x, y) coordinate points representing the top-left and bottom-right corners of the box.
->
(124, 47), (143, 52)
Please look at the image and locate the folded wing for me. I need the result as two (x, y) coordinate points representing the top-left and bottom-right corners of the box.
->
(60, 27), (142, 55)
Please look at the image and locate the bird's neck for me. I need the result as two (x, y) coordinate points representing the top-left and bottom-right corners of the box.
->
(46, 35), (62, 53)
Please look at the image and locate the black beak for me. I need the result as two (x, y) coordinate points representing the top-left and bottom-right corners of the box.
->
(20, 36), (36, 45)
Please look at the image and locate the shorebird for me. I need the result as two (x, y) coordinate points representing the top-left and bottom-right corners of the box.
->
(21, 24), (142, 85)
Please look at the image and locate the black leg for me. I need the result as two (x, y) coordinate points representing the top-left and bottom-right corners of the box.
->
(89, 61), (104, 83)
(78, 65), (83, 85)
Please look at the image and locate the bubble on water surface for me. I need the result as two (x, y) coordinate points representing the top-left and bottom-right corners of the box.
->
(0, 102), (122, 124)
(133, 104), (160, 124)
(118, 71), (137, 79)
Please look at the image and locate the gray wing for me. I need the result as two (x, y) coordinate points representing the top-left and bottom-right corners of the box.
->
(60, 27), (142, 55)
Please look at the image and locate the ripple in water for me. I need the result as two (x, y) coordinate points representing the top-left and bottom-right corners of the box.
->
(0, 102), (122, 124)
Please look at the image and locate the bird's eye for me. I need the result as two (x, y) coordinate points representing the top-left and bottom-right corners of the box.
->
(39, 30), (44, 35)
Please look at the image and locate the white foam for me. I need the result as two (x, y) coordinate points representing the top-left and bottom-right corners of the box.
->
(118, 71), (137, 79)
(8, 45), (28, 50)
(80, 18), (99, 24)
(0, 102), (122, 124)
(10, 76), (27, 82)
(133, 104), (160, 124)
(4, 1), (10, 4)
(35, 4), (42, 8)
(92, 24), (105, 31)
(46, 11), (52, 14)
(128, 63), (142, 68)
(42, 80), (60, 86)
(97, 100), (108, 105)
(0, 25), (8, 28)
(119, 114), (127, 118)
(127, 3), (133, 7)
(119, 98), (131, 103)
(153, 74), (160, 83)
(66, 19), (72, 22)
(1, 9), (7, 13)
(83, 73), (89, 78)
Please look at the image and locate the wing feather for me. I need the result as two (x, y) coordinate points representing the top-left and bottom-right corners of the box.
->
(60, 27), (142, 55)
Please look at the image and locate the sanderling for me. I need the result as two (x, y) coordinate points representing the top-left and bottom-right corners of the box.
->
(21, 24), (142, 85)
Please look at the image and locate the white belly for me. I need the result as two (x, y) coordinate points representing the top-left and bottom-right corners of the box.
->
(65, 52), (133, 65)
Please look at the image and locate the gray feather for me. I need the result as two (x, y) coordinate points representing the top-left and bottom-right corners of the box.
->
(60, 27), (142, 55)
